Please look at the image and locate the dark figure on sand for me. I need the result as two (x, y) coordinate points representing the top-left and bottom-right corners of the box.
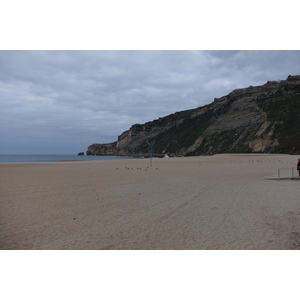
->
(297, 159), (300, 176)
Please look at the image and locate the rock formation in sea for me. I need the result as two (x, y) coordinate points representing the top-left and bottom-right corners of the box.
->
(86, 75), (300, 157)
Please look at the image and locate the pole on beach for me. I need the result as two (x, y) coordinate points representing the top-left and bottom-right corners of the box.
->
(147, 140), (155, 167)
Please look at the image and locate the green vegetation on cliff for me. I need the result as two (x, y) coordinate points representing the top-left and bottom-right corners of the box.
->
(256, 85), (300, 153)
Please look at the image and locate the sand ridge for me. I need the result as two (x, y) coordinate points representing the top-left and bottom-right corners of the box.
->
(1, 154), (300, 249)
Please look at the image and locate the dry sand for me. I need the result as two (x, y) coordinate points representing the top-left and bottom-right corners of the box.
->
(1, 154), (300, 250)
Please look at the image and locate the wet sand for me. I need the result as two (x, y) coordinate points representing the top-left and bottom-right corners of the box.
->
(1, 154), (300, 249)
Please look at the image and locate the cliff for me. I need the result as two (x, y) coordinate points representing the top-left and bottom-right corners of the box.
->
(87, 75), (300, 156)
(86, 142), (117, 156)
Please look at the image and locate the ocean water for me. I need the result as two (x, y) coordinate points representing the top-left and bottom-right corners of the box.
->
(0, 154), (136, 163)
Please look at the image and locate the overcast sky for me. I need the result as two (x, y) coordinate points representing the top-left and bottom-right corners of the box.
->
(1, 50), (300, 154)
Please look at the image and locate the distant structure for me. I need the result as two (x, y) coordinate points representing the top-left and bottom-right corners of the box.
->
(147, 140), (155, 167)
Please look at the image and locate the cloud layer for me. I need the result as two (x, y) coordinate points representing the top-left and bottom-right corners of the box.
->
(1, 50), (300, 153)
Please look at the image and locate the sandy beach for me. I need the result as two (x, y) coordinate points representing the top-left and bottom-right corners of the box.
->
(1, 154), (300, 250)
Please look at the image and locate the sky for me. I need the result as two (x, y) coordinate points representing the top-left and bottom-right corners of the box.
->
(1, 50), (300, 154)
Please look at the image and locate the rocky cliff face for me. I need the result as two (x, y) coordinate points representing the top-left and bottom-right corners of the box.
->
(86, 142), (117, 156)
(87, 75), (300, 156)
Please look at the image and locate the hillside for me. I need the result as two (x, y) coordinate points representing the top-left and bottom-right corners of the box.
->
(86, 75), (300, 157)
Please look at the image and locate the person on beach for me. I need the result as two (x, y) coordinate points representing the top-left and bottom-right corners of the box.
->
(297, 159), (300, 176)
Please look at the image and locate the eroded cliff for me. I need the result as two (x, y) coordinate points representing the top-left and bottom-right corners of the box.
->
(87, 75), (300, 156)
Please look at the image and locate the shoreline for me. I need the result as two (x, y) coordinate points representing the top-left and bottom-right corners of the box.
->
(0, 153), (140, 164)
(0, 152), (299, 164)
(0, 152), (297, 164)
(1, 154), (300, 250)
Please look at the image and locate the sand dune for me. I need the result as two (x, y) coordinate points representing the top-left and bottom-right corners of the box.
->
(1, 154), (300, 250)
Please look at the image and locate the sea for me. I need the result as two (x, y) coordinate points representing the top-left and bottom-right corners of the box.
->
(0, 154), (137, 163)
